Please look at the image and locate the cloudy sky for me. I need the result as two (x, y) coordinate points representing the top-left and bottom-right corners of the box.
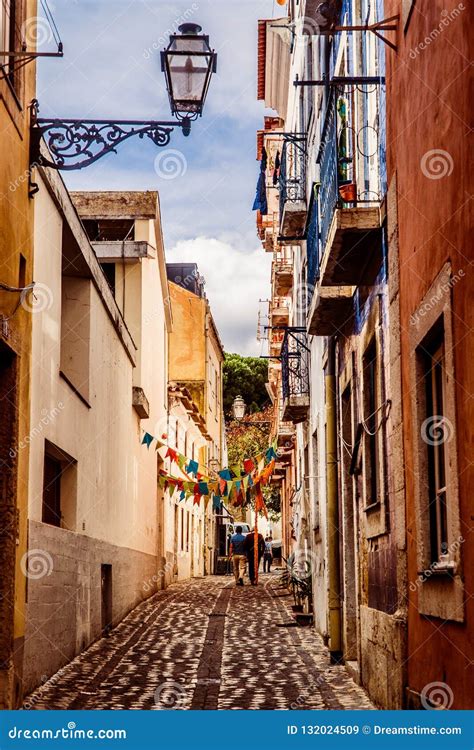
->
(37, 0), (277, 354)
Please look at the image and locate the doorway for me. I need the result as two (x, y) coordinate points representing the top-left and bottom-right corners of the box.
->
(101, 564), (112, 635)
(340, 383), (358, 661)
(0, 342), (19, 705)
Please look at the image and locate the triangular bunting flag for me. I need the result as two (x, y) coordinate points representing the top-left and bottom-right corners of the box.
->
(141, 432), (154, 449)
(243, 458), (255, 474)
(186, 459), (199, 476)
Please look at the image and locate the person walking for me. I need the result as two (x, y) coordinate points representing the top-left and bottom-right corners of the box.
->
(229, 526), (247, 586)
(263, 535), (273, 573)
(243, 530), (265, 584)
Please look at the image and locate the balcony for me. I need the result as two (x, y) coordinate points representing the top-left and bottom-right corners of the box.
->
(307, 285), (354, 336)
(317, 94), (383, 287)
(281, 328), (310, 424)
(269, 327), (285, 357)
(279, 137), (307, 241)
(306, 189), (355, 335)
(273, 260), (293, 297)
(306, 91), (384, 336)
(271, 296), (290, 326)
(92, 240), (155, 261)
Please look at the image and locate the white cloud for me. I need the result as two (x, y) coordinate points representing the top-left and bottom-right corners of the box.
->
(167, 236), (271, 356)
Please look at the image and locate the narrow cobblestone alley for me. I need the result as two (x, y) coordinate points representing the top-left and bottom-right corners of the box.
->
(24, 576), (375, 711)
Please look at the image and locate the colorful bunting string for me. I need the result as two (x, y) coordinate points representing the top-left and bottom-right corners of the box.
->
(141, 429), (277, 513)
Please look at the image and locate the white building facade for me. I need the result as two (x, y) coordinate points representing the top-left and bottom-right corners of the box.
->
(257, 0), (407, 708)
(23, 184), (171, 693)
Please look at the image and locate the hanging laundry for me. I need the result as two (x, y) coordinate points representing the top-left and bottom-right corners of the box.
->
(273, 149), (281, 185)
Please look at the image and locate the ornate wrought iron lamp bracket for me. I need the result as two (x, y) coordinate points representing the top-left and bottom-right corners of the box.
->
(29, 99), (193, 172)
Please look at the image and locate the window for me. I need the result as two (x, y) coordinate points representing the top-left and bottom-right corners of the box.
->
(362, 338), (380, 506)
(0, 0), (17, 88)
(180, 508), (185, 551)
(100, 263), (116, 297)
(410, 264), (463, 621)
(42, 442), (77, 529)
(42, 455), (62, 526)
(60, 277), (92, 403)
(421, 329), (448, 563)
(306, 36), (314, 126)
(18, 253), (26, 288)
(311, 429), (319, 532)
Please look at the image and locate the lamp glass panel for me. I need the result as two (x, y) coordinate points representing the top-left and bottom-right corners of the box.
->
(168, 54), (211, 107)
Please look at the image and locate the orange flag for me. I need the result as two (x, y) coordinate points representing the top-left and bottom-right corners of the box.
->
(254, 482), (268, 518)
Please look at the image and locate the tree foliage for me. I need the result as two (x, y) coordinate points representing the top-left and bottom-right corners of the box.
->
(223, 352), (269, 418)
(226, 416), (281, 521)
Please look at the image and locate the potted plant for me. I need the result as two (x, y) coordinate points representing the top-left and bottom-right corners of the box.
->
(338, 181), (357, 202)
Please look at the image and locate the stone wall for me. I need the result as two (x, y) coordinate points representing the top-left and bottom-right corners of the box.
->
(360, 605), (406, 709)
(23, 520), (157, 695)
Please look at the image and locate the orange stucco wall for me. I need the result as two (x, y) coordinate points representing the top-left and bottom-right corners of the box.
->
(386, 0), (473, 707)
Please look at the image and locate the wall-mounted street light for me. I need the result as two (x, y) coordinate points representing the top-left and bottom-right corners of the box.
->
(30, 23), (217, 173)
(232, 395), (271, 435)
(161, 23), (217, 121)
(232, 395), (247, 422)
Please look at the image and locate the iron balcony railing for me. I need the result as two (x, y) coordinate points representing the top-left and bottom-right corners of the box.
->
(281, 328), (310, 403)
(279, 137), (307, 219)
(306, 188), (320, 293)
(318, 95), (339, 256)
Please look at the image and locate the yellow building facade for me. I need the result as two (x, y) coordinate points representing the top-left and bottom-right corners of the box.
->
(167, 275), (225, 574)
(0, 0), (38, 708)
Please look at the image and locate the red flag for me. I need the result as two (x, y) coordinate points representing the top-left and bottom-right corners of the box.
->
(244, 459), (255, 474)
(165, 447), (178, 462)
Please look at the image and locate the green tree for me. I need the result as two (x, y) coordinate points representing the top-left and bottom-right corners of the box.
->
(223, 352), (269, 418)
(226, 419), (281, 521)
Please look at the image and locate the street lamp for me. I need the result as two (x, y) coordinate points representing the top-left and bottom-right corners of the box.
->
(232, 395), (247, 421)
(29, 23), (217, 173)
(161, 23), (217, 124)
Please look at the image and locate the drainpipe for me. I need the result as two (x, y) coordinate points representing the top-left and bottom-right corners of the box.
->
(326, 337), (342, 663)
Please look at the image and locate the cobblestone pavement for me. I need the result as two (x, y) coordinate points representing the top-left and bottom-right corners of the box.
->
(24, 575), (375, 710)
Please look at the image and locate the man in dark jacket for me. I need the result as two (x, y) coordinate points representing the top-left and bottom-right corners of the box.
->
(243, 531), (265, 585)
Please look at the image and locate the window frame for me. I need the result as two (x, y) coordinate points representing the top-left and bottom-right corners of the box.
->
(409, 263), (463, 621)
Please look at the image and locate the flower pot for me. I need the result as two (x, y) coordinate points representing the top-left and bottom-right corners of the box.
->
(295, 613), (314, 626)
(338, 182), (357, 202)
